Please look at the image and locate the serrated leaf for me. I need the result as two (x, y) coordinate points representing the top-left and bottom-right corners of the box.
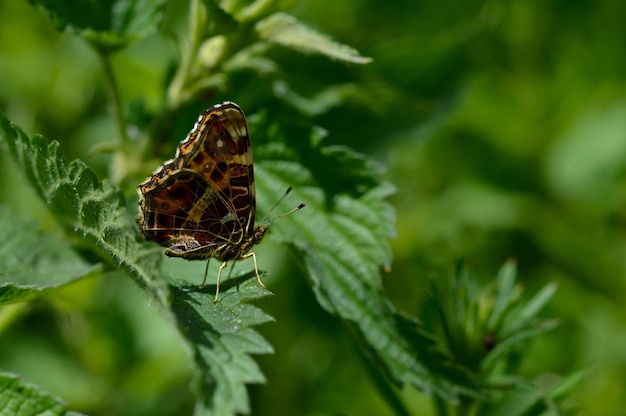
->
(0, 113), (165, 303)
(0, 372), (85, 416)
(250, 122), (472, 400)
(218, 0), (297, 23)
(28, 0), (166, 49)
(171, 277), (274, 415)
(255, 12), (372, 64)
(0, 205), (99, 305)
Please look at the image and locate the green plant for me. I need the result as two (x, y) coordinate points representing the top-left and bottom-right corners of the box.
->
(0, 1), (584, 415)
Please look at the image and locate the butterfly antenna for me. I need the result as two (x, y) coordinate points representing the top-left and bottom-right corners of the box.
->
(261, 187), (306, 224)
(270, 202), (306, 222)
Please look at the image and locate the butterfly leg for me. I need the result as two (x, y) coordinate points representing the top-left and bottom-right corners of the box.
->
(226, 262), (236, 279)
(200, 259), (211, 287)
(213, 261), (228, 303)
(241, 251), (266, 290)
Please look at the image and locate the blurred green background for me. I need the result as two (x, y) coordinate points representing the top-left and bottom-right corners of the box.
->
(1, 0), (626, 414)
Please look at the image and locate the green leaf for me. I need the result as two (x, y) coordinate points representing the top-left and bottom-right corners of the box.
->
(484, 379), (544, 416)
(544, 368), (586, 403)
(503, 282), (558, 336)
(0, 205), (99, 305)
(28, 0), (166, 49)
(481, 268), (560, 369)
(218, 0), (297, 23)
(481, 319), (560, 370)
(423, 261), (560, 386)
(255, 12), (372, 64)
(251, 120), (472, 401)
(272, 80), (361, 117)
(481, 371), (585, 416)
(487, 259), (520, 330)
(171, 277), (274, 415)
(0, 372), (84, 416)
(0, 113), (165, 304)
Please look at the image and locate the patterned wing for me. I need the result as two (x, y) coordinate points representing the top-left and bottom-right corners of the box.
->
(136, 102), (256, 259)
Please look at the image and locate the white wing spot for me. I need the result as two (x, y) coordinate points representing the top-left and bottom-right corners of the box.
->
(217, 139), (224, 148)
(220, 213), (234, 224)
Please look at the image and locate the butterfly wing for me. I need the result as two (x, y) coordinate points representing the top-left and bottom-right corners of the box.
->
(136, 102), (256, 260)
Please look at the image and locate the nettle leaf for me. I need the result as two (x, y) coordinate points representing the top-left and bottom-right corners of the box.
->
(252, 120), (472, 400)
(0, 206), (99, 305)
(0, 113), (164, 302)
(0, 114), (276, 415)
(217, 0), (297, 23)
(0, 373), (84, 416)
(28, 0), (166, 49)
(255, 12), (372, 64)
(171, 277), (274, 415)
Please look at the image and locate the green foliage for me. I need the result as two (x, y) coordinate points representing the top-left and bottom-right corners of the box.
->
(423, 261), (578, 415)
(27, 0), (166, 50)
(0, 114), (165, 303)
(0, 206), (99, 305)
(1, 0), (617, 414)
(255, 12), (372, 64)
(171, 279), (275, 415)
(0, 373), (84, 416)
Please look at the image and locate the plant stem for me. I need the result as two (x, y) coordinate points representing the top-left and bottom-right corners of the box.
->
(97, 48), (128, 150)
(167, 0), (205, 108)
(95, 46), (137, 184)
(433, 394), (449, 416)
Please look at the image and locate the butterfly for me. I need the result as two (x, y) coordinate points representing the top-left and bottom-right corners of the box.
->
(136, 102), (303, 302)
